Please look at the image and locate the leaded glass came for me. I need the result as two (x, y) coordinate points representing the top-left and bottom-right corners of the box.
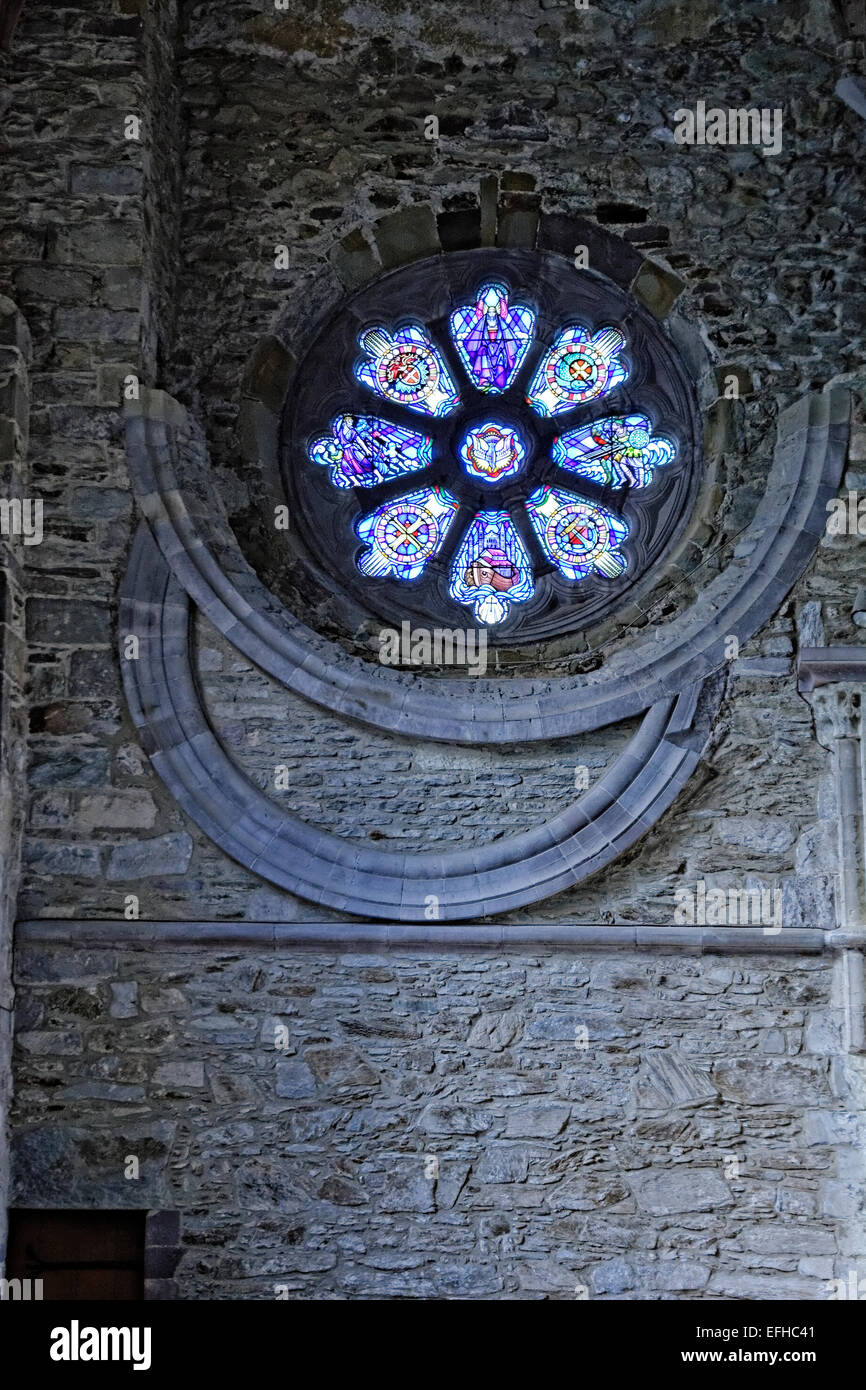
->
(303, 274), (682, 628)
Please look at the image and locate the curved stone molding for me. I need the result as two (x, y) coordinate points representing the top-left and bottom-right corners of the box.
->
(123, 384), (848, 744)
(120, 526), (723, 921)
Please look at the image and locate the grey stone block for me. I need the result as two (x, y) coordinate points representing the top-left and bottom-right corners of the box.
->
(145, 1210), (180, 1246)
(503, 1105), (570, 1139)
(55, 222), (141, 266)
(110, 981), (138, 1018)
(629, 1167), (733, 1215)
(22, 841), (103, 877)
(633, 1049), (718, 1110)
(69, 164), (141, 196)
(630, 259), (685, 318)
(418, 1104), (490, 1135)
(153, 1061), (205, 1089)
(713, 1057), (834, 1106)
(373, 206), (440, 269)
(275, 1059), (316, 1098)
(106, 832), (193, 880)
(591, 1257), (636, 1294)
(54, 308), (139, 342)
(27, 598), (111, 646)
(78, 792), (157, 830)
(477, 1146), (530, 1183)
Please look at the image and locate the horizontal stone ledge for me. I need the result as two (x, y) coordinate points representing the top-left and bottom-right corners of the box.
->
(14, 920), (838, 954)
(797, 645), (866, 691)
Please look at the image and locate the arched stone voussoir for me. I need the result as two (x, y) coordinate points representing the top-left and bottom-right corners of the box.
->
(123, 383), (849, 745)
(119, 526), (725, 922)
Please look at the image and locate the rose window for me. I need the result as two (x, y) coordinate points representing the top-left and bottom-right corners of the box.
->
(283, 252), (700, 645)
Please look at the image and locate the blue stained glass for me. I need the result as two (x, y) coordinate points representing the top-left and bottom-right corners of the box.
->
(356, 486), (459, 581)
(309, 414), (433, 489)
(449, 282), (535, 394)
(459, 420), (526, 484)
(553, 414), (675, 489)
(449, 511), (535, 625)
(355, 324), (459, 417)
(527, 325), (628, 417)
(525, 485), (628, 581)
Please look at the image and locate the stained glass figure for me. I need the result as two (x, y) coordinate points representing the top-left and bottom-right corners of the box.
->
(459, 420), (526, 484)
(449, 282), (535, 393)
(448, 511), (535, 625)
(356, 486), (458, 580)
(309, 414), (433, 489)
(525, 486), (628, 580)
(355, 324), (459, 417)
(527, 325), (628, 417)
(553, 414), (675, 489)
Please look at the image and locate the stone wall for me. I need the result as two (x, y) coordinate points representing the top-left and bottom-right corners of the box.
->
(0, 0), (861, 928)
(0, 297), (31, 1270)
(10, 939), (866, 1299)
(2, 0), (863, 926)
(3, 0), (866, 1300)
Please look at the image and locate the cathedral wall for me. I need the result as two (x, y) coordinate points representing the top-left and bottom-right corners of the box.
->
(10, 939), (866, 1299)
(2, 0), (865, 1299)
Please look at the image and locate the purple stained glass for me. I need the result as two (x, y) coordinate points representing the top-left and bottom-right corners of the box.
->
(553, 414), (675, 490)
(450, 282), (535, 394)
(309, 414), (433, 489)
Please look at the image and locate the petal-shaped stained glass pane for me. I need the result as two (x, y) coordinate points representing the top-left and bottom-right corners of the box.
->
(527, 325), (628, 417)
(553, 414), (675, 489)
(449, 511), (535, 625)
(525, 485), (628, 580)
(355, 324), (459, 417)
(356, 486), (458, 580)
(449, 282), (535, 394)
(309, 414), (433, 489)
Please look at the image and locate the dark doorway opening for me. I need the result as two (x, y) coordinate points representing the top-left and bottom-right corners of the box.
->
(6, 1209), (147, 1300)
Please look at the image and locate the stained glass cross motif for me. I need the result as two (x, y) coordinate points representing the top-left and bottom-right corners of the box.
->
(448, 512), (535, 625)
(553, 414), (675, 490)
(307, 277), (679, 628)
(525, 486), (628, 580)
(527, 325), (628, 417)
(449, 282), (535, 394)
(309, 415), (433, 489)
(355, 324), (459, 417)
(356, 486), (459, 580)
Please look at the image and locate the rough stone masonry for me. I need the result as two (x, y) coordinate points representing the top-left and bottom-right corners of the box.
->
(0, 0), (865, 1298)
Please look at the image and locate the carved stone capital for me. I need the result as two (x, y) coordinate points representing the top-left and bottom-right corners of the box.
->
(805, 683), (863, 746)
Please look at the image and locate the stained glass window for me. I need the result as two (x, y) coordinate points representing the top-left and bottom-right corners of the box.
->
(450, 282), (535, 394)
(526, 486), (628, 580)
(526, 325), (627, 417)
(310, 415), (433, 489)
(553, 414), (675, 490)
(356, 486), (459, 581)
(305, 276), (680, 628)
(459, 421), (526, 484)
(449, 512), (535, 625)
(355, 324), (459, 417)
